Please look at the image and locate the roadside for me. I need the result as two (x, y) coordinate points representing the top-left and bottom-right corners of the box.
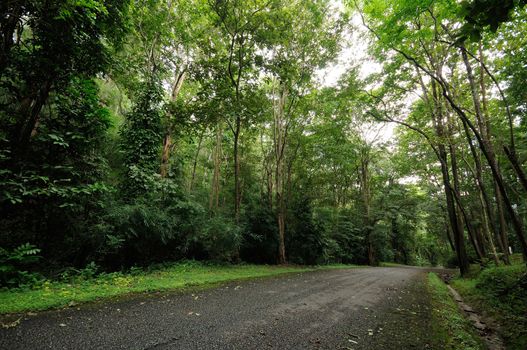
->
(0, 261), (357, 315)
(450, 259), (527, 350)
(427, 272), (485, 350)
(0, 267), (444, 350)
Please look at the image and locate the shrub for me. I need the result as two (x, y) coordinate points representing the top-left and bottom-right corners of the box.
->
(98, 197), (203, 267)
(194, 215), (242, 262)
(475, 265), (527, 314)
(0, 243), (43, 288)
(453, 263), (527, 349)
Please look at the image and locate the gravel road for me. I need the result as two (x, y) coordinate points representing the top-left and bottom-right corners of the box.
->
(0, 267), (445, 349)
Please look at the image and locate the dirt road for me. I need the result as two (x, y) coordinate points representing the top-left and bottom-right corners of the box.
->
(0, 267), (443, 349)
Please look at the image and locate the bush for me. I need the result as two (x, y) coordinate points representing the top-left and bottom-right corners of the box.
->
(98, 197), (203, 267)
(0, 243), (43, 288)
(475, 265), (527, 314)
(60, 261), (101, 283)
(96, 177), (204, 267)
(241, 204), (278, 264)
(452, 263), (527, 350)
(193, 215), (242, 262)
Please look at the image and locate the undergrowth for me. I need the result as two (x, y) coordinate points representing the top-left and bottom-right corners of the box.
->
(451, 261), (527, 350)
(427, 273), (484, 350)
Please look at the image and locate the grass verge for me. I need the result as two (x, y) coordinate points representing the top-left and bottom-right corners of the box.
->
(427, 272), (484, 350)
(0, 262), (355, 315)
(380, 262), (408, 267)
(450, 263), (527, 350)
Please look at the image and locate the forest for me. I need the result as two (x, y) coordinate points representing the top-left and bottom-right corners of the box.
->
(1, 0), (526, 282)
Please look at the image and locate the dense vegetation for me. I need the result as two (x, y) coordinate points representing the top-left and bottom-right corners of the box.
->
(452, 255), (527, 349)
(1, 0), (526, 288)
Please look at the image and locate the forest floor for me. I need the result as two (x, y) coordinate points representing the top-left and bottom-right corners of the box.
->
(0, 266), (460, 350)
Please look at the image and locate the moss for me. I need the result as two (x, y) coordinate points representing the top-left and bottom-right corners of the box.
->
(427, 273), (484, 350)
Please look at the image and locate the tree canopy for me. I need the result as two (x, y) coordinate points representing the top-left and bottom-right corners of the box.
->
(1, 0), (526, 284)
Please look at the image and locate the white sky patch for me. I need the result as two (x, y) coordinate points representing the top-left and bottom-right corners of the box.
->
(316, 8), (382, 87)
(314, 2), (392, 142)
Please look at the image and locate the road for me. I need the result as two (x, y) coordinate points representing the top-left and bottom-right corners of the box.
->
(0, 267), (443, 349)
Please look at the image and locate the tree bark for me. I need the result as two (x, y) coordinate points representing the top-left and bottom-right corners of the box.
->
(359, 147), (376, 266)
(233, 116), (241, 221)
(209, 124), (223, 212)
(459, 117), (501, 264)
(189, 129), (204, 191)
(459, 46), (527, 260)
(14, 79), (53, 157)
(160, 70), (186, 178)
(274, 83), (288, 264)
(431, 79), (470, 275)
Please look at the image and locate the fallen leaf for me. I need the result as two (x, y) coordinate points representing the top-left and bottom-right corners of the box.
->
(1, 318), (21, 329)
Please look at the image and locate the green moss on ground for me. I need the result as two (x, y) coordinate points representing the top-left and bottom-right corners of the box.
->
(427, 273), (484, 350)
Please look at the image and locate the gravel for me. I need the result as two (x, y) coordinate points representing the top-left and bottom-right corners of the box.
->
(0, 267), (447, 350)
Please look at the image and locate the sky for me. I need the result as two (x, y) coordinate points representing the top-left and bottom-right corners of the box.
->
(315, 3), (395, 145)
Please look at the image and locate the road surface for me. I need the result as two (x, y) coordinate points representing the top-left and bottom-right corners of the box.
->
(0, 267), (444, 349)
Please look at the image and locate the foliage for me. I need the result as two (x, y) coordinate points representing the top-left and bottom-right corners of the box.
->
(119, 77), (164, 196)
(0, 243), (42, 288)
(452, 261), (527, 349)
(459, 0), (527, 41)
(193, 215), (242, 262)
(1, 4), (525, 338)
(97, 177), (203, 267)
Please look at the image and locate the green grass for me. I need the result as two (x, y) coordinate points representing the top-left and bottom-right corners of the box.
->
(380, 262), (408, 267)
(0, 262), (356, 315)
(427, 273), (484, 350)
(451, 261), (527, 350)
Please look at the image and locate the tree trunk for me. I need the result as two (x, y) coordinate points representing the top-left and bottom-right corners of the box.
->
(209, 124), (223, 212)
(14, 80), (53, 156)
(233, 116), (241, 222)
(459, 46), (527, 260)
(431, 79), (470, 275)
(495, 187), (511, 263)
(478, 44), (527, 194)
(360, 149), (375, 266)
(160, 70), (186, 178)
(459, 118), (501, 264)
(189, 129), (204, 191)
(274, 83), (288, 264)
